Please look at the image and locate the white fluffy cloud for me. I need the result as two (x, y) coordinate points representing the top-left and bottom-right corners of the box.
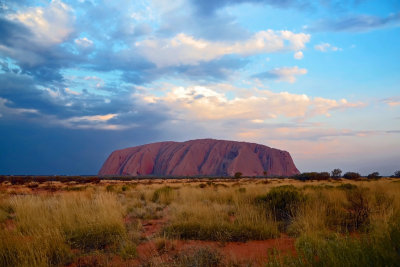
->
(137, 84), (364, 121)
(8, 0), (74, 46)
(268, 66), (307, 83)
(294, 51), (304, 60)
(314, 42), (341, 52)
(135, 30), (310, 67)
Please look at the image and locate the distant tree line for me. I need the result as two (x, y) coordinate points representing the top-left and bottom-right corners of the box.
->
(292, 169), (400, 181)
(0, 169), (399, 183)
(0, 176), (100, 185)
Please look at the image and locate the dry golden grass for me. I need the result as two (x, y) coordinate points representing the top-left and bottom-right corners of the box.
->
(0, 178), (399, 266)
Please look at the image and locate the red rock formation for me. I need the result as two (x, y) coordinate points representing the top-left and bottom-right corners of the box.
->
(98, 139), (300, 177)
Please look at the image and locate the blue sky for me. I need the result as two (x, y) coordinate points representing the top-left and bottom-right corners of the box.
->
(0, 0), (399, 175)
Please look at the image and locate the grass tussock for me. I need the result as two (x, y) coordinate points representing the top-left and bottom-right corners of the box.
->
(173, 246), (223, 267)
(0, 192), (133, 267)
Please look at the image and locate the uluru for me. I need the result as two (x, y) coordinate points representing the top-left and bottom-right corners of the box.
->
(99, 139), (300, 177)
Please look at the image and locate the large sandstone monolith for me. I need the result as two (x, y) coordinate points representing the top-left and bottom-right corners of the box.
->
(99, 139), (300, 177)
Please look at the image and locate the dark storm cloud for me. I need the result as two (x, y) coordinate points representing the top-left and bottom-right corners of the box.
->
(0, 17), (31, 45)
(0, 120), (163, 175)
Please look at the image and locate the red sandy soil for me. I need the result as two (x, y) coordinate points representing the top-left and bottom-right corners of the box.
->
(141, 216), (169, 238)
(3, 219), (16, 231)
(134, 211), (296, 266)
(136, 237), (295, 265)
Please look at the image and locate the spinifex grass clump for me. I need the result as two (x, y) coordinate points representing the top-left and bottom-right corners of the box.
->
(0, 230), (72, 267)
(163, 186), (279, 241)
(152, 186), (175, 205)
(291, 226), (400, 267)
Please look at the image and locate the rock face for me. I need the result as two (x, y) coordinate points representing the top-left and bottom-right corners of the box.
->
(99, 139), (300, 177)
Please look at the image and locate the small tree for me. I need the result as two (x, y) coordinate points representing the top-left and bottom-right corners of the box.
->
(394, 170), (400, 178)
(367, 172), (380, 179)
(343, 172), (361, 180)
(234, 172), (242, 179)
(331, 168), (342, 178)
(263, 171), (268, 177)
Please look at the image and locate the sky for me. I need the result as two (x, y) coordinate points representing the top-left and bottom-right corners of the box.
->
(0, 0), (399, 175)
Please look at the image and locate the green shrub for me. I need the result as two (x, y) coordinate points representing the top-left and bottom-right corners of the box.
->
(121, 185), (129, 192)
(234, 172), (242, 179)
(256, 185), (305, 222)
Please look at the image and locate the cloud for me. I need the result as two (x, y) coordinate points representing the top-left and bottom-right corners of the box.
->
(0, 97), (38, 116)
(135, 31), (310, 67)
(383, 97), (400, 107)
(189, 0), (312, 16)
(0, 72), (168, 130)
(313, 12), (400, 32)
(0, 14), (79, 82)
(294, 51), (304, 59)
(7, 0), (75, 46)
(137, 84), (364, 121)
(75, 37), (93, 48)
(314, 42), (342, 52)
(252, 66), (307, 83)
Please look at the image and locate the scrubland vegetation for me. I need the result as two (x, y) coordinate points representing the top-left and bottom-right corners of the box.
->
(0, 176), (399, 266)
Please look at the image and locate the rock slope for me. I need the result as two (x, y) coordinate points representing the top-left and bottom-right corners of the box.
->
(99, 139), (300, 177)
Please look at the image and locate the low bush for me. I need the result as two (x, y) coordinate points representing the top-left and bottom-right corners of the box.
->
(343, 172), (361, 180)
(256, 185), (305, 222)
(294, 172), (331, 181)
(367, 172), (381, 179)
(345, 188), (370, 231)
